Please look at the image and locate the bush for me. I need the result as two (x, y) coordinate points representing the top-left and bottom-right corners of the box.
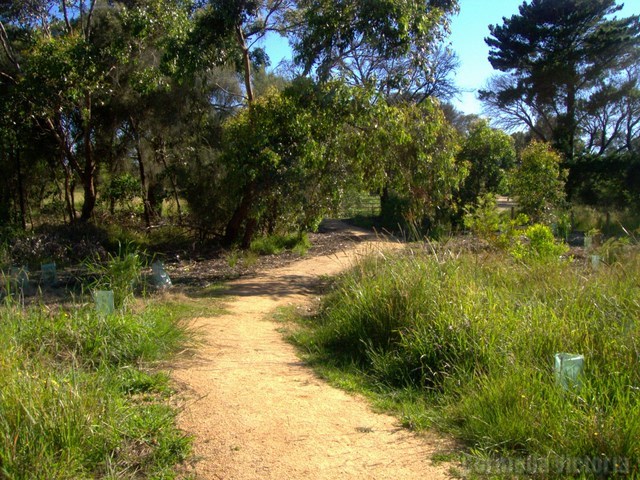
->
(509, 142), (567, 222)
(510, 223), (569, 261)
(463, 193), (502, 240)
(103, 173), (140, 214)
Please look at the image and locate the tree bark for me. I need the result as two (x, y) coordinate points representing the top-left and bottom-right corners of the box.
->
(130, 118), (152, 227)
(565, 82), (576, 162)
(224, 181), (255, 246)
(158, 145), (183, 220)
(135, 141), (151, 228)
(15, 147), (27, 230)
(79, 170), (96, 221)
(241, 217), (258, 249)
(236, 25), (254, 104)
(61, 154), (76, 222)
(222, 23), (260, 247)
(79, 94), (97, 221)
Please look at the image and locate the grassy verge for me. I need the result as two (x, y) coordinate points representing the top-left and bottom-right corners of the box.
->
(0, 295), (212, 479)
(250, 232), (311, 256)
(287, 248), (640, 478)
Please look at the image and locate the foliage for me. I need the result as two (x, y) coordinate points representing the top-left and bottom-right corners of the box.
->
(509, 223), (569, 262)
(291, 248), (640, 475)
(1, 0), (200, 223)
(567, 151), (640, 210)
(464, 193), (529, 250)
(463, 193), (502, 239)
(293, 0), (459, 83)
(375, 99), (466, 235)
(456, 120), (515, 206)
(103, 173), (141, 214)
(508, 141), (567, 222)
(464, 194), (567, 260)
(219, 80), (384, 246)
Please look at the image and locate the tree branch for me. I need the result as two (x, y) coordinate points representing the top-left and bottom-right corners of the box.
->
(61, 0), (72, 33)
(0, 21), (20, 71)
(85, 0), (97, 39)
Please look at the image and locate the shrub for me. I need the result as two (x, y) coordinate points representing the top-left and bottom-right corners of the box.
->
(463, 193), (502, 240)
(510, 223), (569, 261)
(103, 173), (140, 215)
(508, 142), (567, 222)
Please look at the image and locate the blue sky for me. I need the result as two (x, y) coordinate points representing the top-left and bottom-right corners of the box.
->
(264, 1), (640, 115)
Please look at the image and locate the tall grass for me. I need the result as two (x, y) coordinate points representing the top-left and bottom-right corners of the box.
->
(0, 301), (192, 479)
(292, 248), (640, 476)
(84, 242), (145, 309)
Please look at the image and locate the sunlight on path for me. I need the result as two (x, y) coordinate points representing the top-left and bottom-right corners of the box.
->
(172, 223), (455, 479)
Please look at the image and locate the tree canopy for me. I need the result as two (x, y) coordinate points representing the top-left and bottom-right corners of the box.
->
(2, 0), (637, 246)
(292, 0), (460, 101)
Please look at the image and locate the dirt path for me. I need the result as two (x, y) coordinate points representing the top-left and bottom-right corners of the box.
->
(172, 222), (455, 479)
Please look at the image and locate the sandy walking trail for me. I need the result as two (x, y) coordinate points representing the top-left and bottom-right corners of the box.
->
(172, 222), (454, 479)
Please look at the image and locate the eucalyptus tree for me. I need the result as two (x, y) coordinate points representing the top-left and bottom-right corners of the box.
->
(186, 0), (465, 244)
(371, 99), (465, 233)
(0, 0), (203, 223)
(216, 79), (380, 246)
(192, 0), (296, 104)
(0, 0), (117, 221)
(185, 1), (297, 243)
(292, 0), (460, 102)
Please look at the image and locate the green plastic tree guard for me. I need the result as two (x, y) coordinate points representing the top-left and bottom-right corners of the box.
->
(95, 290), (115, 316)
(10, 266), (30, 293)
(151, 261), (172, 288)
(41, 262), (57, 285)
(554, 353), (584, 389)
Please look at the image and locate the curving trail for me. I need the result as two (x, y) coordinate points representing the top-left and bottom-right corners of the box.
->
(172, 222), (454, 479)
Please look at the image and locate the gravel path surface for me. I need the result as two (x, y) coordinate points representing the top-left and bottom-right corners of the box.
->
(172, 221), (455, 479)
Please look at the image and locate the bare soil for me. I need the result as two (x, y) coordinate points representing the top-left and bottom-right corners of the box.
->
(172, 221), (456, 479)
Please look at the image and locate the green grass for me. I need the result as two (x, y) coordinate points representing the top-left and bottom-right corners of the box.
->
(0, 298), (200, 479)
(250, 232), (311, 256)
(288, 247), (640, 478)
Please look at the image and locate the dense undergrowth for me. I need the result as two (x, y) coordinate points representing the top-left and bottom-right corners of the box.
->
(0, 297), (202, 479)
(290, 247), (640, 477)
